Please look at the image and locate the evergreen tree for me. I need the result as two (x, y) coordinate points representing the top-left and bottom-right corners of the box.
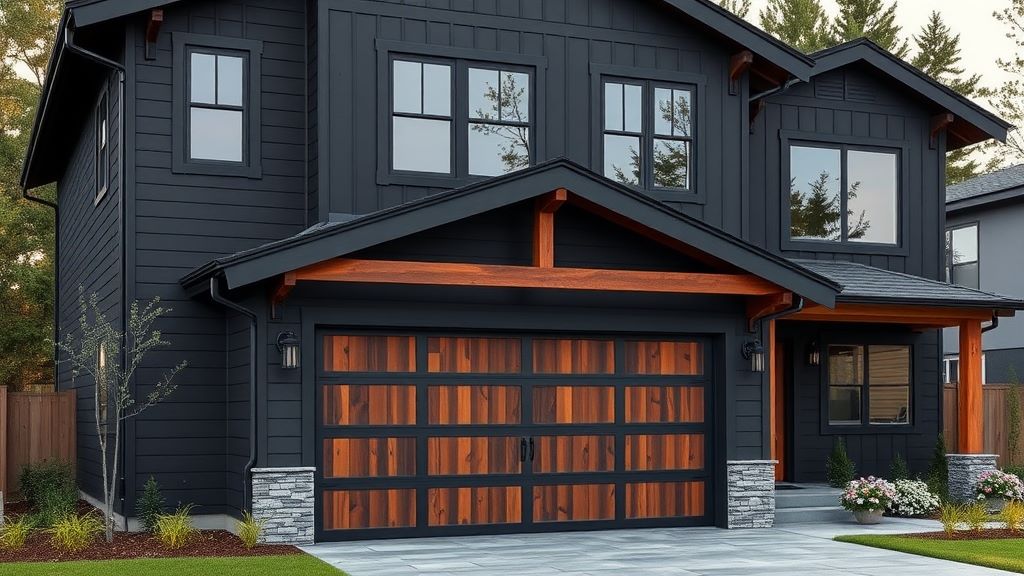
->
(759, 0), (831, 53)
(829, 0), (910, 58)
(718, 0), (752, 19)
(983, 0), (1024, 164)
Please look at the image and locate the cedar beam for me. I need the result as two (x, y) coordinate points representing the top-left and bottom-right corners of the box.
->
(533, 189), (568, 268)
(792, 303), (996, 326)
(145, 9), (164, 60)
(271, 272), (296, 319)
(293, 259), (783, 296)
(958, 319), (984, 453)
(930, 113), (954, 149)
(746, 292), (793, 332)
(730, 50), (754, 95)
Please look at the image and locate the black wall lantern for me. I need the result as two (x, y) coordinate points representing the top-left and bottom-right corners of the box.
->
(742, 340), (765, 373)
(807, 340), (821, 367)
(277, 331), (300, 370)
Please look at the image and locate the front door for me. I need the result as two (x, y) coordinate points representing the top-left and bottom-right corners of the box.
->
(316, 332), (713, 541)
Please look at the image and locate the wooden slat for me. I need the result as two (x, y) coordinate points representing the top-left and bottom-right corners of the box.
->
(322, 335), (416, 372)
(428, 386), (521, 425)
(532, 386), (615, 424)
(532, 436), (615, 474)
(295, 259), (785, 296)
(428, 486), (522, 526)
(322, 489), (416, 530)
(323, 385), (416, 426)
(322, 438), (416, 478)
(533, 484), (615, 523)
(624, 386), (704, 424)
(427, 437), (521, 476)
(624, 341), (703, 375)
(625, 481), (705, 519)
(625, 434), (704, 471)
(532, 339), (615, 374)
(427, 337), (522, 374)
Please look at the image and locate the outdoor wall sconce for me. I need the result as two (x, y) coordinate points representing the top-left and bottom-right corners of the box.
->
(277, 331), (300, 370)
(742, 340), (765, 373)
(807, 340), (821, 367)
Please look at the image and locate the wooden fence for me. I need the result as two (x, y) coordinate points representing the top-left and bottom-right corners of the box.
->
(944, 384), (1024, 465)
(0, 387), (76, 497)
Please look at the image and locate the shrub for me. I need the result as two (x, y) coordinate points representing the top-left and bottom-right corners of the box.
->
(976, 469), (1024, 501)
(237, 511), (265, 549)
(155, 505), (197, 549)
(889, 479), (940, 518)
(826, 437), (856, 488)
(0, 516), (37, 550)
(841, 477), (896, 512)
(18, 460), (77, 527)
(926, 434), (949, 501)
(1002, 500), (1024, 531)
(889, 452), (910, 481)
(1005, 466), (1024, 482)
(48, 513), (104, 553)
(136, 476), (166, 533)
(964, 502), (990, 532)
(938, 504), (965, 536)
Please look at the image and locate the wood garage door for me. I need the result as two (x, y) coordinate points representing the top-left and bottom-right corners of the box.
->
(316, 332), (712, 540)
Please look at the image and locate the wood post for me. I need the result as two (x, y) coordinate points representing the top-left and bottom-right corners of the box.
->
(532, 188), (567, 268)
(958, 320), (984, 454)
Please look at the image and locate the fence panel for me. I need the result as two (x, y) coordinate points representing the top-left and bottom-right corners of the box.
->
(2, 388), (76, 497)
(944, 384), (1024, 466)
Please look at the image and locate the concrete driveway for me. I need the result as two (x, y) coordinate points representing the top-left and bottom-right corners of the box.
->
(303, 519), (1014, 576)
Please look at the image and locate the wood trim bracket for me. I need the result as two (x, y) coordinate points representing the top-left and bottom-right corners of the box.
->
(145, 9), (164, 61)
(746, 292), (793, 332)
(533, 188), (568, 268)
(930, 112), (954, 149)
(271, 272), (296, 320)
(730, 50), (754, 95)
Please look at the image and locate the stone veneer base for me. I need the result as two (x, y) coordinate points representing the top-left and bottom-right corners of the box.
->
(251, 467), (315, 545)
(727, 460), (776, 528)
(947, 454), (998, 503)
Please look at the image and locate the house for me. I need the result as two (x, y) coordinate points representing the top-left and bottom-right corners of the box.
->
(945, 165), (1024, 385)
(20, 0), (1023, 544)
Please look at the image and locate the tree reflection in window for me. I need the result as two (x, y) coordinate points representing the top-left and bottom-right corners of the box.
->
(789, 144), (885, 243)
(469, 69), (530, 176)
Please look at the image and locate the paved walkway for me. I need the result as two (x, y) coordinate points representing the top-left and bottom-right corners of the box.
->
(303, 518), (1015, 576)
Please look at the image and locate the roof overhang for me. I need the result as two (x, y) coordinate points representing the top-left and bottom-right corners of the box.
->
(948, 186), (1024, 214)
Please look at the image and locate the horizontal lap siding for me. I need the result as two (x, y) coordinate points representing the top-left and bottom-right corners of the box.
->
(130, 0), (307, 514)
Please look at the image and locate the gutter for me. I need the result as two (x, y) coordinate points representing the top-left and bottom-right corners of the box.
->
(209, 277), (258, 513)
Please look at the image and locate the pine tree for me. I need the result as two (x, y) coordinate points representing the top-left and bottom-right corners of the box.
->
(911, 11), (992, 185)
(759, 0), (831, 53)
(829, 0), (910, 58)
(718, 0), (752, 19)
(983, 0), (1024, 164)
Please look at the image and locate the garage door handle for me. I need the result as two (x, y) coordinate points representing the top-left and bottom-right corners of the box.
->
(529, 438), (535, 462)
(520, 438), (527, 462)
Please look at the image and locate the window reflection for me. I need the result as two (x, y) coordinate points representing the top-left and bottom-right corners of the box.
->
(789, 146), (842, 241)
(468, 68), (531, 176)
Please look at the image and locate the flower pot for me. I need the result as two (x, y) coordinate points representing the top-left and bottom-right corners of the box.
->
(853, 509), (884, 525)
(987, 497), (1009, 514)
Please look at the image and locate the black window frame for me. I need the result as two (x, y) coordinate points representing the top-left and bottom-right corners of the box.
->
(376, 41), (547, 188)
(95, 88), (109, 204)
(172, 33), (263, 179)
(589, 64), (706, 204)
(946, 222), (980, 289)
(781, 131), (909, 256)
(821, 338), (917, 434)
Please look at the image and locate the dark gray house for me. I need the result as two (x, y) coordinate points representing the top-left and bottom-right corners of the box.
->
(20, 0), (1023, 544)
(945, 165), (1024, 385)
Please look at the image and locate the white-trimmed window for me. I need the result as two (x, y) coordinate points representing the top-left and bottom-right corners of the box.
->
(944, 355), (987, 385)
(946, 224), (979, 289)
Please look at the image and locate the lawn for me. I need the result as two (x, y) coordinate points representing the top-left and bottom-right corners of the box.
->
(0, 554), (347, 576)
(836, 534), (1024, 574)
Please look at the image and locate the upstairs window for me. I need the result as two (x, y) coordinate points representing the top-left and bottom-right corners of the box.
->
(602, 80), (694, 191)
(392, 60), (452, 174)
(95, 90), (109, 201)
(946, 223), (979, 288)
(828, 344), (911, 427)
(788, 143), (899, 246)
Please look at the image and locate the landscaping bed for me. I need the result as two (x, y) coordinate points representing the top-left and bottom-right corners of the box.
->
(903, 529), (1023, 541)
(836, 534), (1024, 574)
(2, 555), (345, 576)
(0, 529), (301, 563)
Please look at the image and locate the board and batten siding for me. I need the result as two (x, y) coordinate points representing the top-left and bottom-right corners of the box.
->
(317, 0), (747, 238)
(56, 68), (123, 505)
(127, 0), (307, 515)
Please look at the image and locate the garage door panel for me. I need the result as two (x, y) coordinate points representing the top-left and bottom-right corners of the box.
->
(625, 386), (704, 424)
(427, 337), (522, 373)
(532, 435), (615, 474)
(625, 434), (705, 471)
(624, 341), (703, 375)
(532, 386), (615, 424)
(428, 486), (522, 526)
(428, 385), (522, 425)
(533, 484), (616, 523)
(626, 481), (705, 519)
(323, 489), (417, 530)
(532, 339), (615, 374)
(322, 438), (416, 478)
(428, 436), (523, 476)
(323, 384), (416, 426)
(323, 336), (417, 373)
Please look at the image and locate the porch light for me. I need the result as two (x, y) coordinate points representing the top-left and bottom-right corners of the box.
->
(807, 341), (821, 367)
(742, 340), (765, 373)
(277, 331), (300, 370)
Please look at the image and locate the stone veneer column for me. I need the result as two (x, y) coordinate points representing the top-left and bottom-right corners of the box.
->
(251, 467), (315, 545)
(727, 460), (776, 528)
(946, 454), (998, 503)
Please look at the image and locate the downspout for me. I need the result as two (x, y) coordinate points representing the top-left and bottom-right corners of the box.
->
(209, 277), (258, 512)
(983, 315), (1000, 334)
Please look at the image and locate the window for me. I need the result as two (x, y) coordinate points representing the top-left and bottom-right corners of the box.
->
(789, 143), (899, 246)
(172, 33), (262, 178)
(602, 79), (694, 191)
(946, 224), (979, 288)
(95, 91), (109, 201)
(389, 56), (533, 178)
(943, 356), (986, 385)
(828, 344), (911, 426)
(97, 343), (109, 428)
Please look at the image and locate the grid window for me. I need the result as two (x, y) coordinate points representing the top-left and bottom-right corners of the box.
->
(392, 60), (452, 174)
(827, 344), (912, 427)
(189, 51), (246, 163)
(946, 224), (979, 289)
(468, 67), (530, 176)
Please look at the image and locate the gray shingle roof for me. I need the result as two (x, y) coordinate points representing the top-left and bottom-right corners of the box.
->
(791, 259), (1024, 309)
(947, 164), (1024, 204)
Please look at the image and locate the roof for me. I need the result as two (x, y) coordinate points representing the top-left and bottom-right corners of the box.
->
(181, 159), (842, 307)
(810, 39), (1010, 150)
(793, 259), (1024, 310)
(946, 164), (1024, 212)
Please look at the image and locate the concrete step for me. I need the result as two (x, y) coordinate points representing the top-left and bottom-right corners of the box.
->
(774, 505), (851, 525)
(776, 490), (842, 509)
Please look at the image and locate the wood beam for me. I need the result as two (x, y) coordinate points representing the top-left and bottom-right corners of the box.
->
(730, 50), (754, 95)
(791, 303), (995, 326)
(293, 259), (784, 296)
(930, 113), (955, 149)
(958, 319), (984, 454)
(271, 272), (296, 319)
(747, 292), (793, 332)
(533, 189), (568, 268)
(769, 321), (783, 481)
(145, 9), (164, 61)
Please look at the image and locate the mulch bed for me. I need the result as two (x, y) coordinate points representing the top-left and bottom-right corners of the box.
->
(906, 529), (1024, 541)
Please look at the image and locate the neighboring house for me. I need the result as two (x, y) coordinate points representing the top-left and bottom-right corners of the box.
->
(20, 0), (1022, 544)
(945, 165), (1024, 385)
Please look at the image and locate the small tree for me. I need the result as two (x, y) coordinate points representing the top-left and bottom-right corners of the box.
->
(56, 291), (186, 542)
(1008, 366), (1022, 466)
(927, 433), (950, 501)
(890, 452), (910, 481)
(136, 476), (166, 533)
(826, 436), (856, 488)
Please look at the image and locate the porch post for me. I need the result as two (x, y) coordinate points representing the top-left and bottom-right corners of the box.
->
(948, 319), (997, 502)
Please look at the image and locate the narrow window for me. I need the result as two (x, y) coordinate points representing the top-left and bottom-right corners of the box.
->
(946, 224), (979, 288)
(827, 344), (912, 427)
(603, 81), (643, 186)
(789, 144), (899, 245)
(468, 67), (530, 176)
(95, 91), (109, 200)
(97, 343), (109, 428)
(188, 51), (246, 163)
(392, 60), (452, 174)
(828, 345), (864, 425)
(867, 345), (910, 425)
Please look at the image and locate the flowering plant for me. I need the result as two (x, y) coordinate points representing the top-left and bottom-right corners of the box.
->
(841, 477), (896, 512)
(888, 479), (940, 517)
(976, 470), (1024, 501)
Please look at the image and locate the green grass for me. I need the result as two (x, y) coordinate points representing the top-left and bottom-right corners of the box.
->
(836, 534), (1024, 573)
(0, 554), (347, 576)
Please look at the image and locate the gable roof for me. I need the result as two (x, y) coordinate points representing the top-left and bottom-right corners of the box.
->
(181, 159), (841, 306)
(810, 39), (1010, 150)
(947, 164), (1024, 212)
